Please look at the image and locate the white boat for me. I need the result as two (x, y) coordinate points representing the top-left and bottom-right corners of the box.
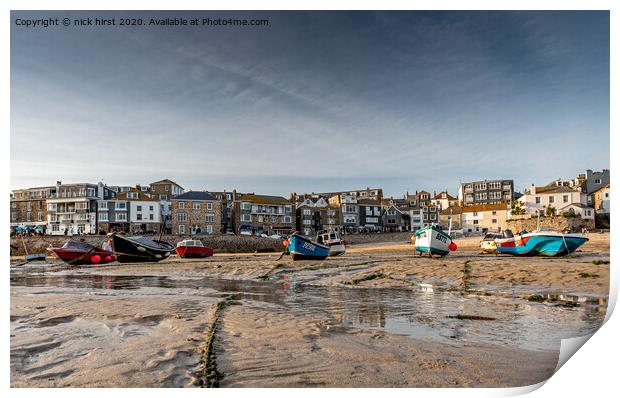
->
(414, 225), (456, 256)
(316, 230), (346, 256)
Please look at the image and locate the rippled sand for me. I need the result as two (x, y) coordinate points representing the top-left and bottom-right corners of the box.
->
(10, 233), (609, 388)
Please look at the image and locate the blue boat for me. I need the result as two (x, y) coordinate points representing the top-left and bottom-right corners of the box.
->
(495, 231), (588, 257)
(287, 233), (330, 260)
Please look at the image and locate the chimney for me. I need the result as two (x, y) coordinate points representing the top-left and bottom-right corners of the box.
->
(530, 184), (536, 195)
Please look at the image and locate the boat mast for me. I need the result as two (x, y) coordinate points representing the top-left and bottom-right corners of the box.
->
(448, 209), (453, 236)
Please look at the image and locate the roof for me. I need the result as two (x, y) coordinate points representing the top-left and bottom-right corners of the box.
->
(592, 184), (610, 195)
(530, 185), (579, 194)
(434, 191), (457, 200)
(172, 191), (218, 201)
(558, 202), (594, 210)
(150, 179), (183, 188)
(239, 194), (291, 205)
(115, 190), (156, 202)
(357, 198), (381, 205)
(440, 205), (463, 215)
(460, 202), (510, 213)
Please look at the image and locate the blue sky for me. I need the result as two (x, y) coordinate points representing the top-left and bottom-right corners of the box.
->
(11, 11), (609, 197)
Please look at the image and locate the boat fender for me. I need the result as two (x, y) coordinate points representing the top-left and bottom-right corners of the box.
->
(283, 240), (289, 247)
(104, 255), (113, 262)
(164, 252), (170, 257)
(155, 254), (162, 259)
(449, 242), (457, 251)
(90, 255), (101, 264)
(137, 246), (147, 252)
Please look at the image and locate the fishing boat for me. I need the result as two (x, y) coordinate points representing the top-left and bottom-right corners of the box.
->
(316, 229), (346, 256)
(287, 233), (330, 260)
(48, 240), (116, 265)
(111, 234), (174, 263)
(495, 230), (588, 257)
(413, 225), (457, 257)
(175, 239), (214, 258)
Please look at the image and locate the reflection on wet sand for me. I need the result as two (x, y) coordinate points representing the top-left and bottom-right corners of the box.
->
(10, 235), (609, 387)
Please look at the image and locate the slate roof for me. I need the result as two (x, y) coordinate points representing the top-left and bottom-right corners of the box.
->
(172, 191), (218, 201)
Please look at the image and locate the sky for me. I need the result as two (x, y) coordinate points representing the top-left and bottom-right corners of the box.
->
(10, 11), (610, 197)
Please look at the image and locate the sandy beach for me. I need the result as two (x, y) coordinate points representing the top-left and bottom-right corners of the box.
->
(10, 233), (610, 387)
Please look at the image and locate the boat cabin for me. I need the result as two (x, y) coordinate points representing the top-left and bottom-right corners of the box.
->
(316, 230), (341, 245)
(176, 239), (205, 248)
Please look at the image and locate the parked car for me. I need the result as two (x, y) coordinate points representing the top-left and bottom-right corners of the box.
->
(240, 231), (252, 236)
(269, 234), (282, 240)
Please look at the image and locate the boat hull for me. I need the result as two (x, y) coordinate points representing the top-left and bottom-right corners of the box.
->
(328, 244), (346, 256)
(48, 242), (115, 265)
(288, 235), (330, 260)
(175, 246), (214, 258)
(496, 233), (588, 257)
(112, 234), (174, 263)
(414, 226), (452, 256)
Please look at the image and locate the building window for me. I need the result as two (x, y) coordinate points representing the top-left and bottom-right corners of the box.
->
(177, 213), (187, 222)
(206, 225), (213, 234)
(563, 195), (569, 203)
(283, 216), (292, 224)
(37, 212), (43, 221)
(473, 212), (478, 217)
(549, 196), (554, 204)
(149, 205), (154, 211)
(52, 224), (60, 232)
(303, 209), (311, 215)
(535, 197), (541, 204)
(26, 212), (32, 221)
(241, 202), (251, 210)
(11, 212), (16, 221)
(207, 203), (213, 210)
(76, 202), (88, 210)
(99, 201), (108, 209)
(165, 185), (170, 192)
(160, 194), (168, 201)
(179, 202), (185, 209)
(193, 202), (201, 210)
(128, 192), (138, 199)
(206, 214), (215, 223)
(492, 211), (497, 215)
(595, 179), (601, 184)
(99, 213), (108, 221)
(473, 220), (479, 225)
(137, 214), (142, 221)
(241, 214), (251, 222)
(116, 213), (127, 221)
(137, 205), (142, 211)
(149, 214), (154, 220)
(492, 219), (497, 224)
(115, 202), (126, 210)
(179, 224), (185, 234)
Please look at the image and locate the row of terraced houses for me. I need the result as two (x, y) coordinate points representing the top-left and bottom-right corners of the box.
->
(10, 169), (610, 237)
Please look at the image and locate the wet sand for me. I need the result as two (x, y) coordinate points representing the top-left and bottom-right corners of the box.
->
(10, 233), (610, 388)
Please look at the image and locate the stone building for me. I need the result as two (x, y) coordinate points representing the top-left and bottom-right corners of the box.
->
(171, 191), (222, 236)
(10, 186), (56, 232)
(231, 194), (293, 236)
(150, 179), (184, 233)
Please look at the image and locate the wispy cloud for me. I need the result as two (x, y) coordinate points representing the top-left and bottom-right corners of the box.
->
(10, 11), (609, 196)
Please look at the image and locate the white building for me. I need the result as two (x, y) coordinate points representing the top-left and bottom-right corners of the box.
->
(518, 183), (586, 216)
(557, 203), (595, 220)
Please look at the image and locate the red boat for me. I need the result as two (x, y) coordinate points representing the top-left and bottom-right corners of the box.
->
(175, 239), (214, 258)
(48, 240), (116, 265)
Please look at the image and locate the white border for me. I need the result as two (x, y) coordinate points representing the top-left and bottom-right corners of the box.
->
(3, 1), (616, 397)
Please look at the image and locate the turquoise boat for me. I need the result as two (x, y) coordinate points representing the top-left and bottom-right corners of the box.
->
(287, 233), (330, 261)
(495, 231), (588, 257)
